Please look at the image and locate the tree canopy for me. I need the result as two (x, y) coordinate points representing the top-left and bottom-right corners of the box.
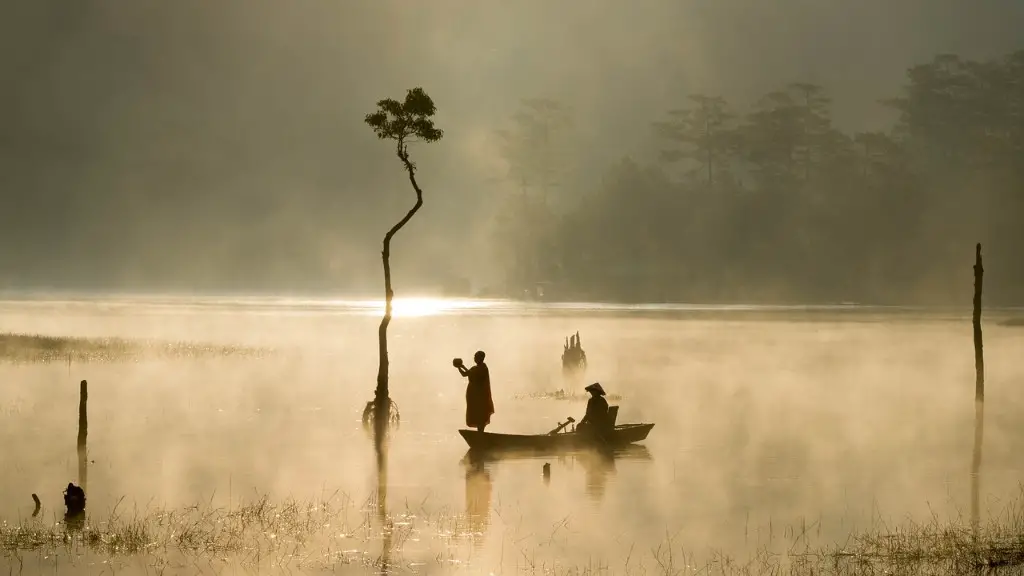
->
(490, 50), (1024, 305)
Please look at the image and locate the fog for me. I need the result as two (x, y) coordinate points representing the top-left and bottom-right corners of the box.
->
(2, 0), (1023, 299)
(3, 3), (1024, 572)
(1, 298), (1024, 573)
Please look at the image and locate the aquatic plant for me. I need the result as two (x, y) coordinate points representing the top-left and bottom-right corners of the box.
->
(0, 332), (272, 364)
(5, 490), (1024, 574)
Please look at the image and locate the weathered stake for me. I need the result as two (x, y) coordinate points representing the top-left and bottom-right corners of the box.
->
(77, 379), (88, 492)
(77, 380), (88, 450)
(973, 243), (985, 401)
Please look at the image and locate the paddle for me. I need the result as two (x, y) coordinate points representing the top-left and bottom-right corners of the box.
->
(548, 416), (575, 435)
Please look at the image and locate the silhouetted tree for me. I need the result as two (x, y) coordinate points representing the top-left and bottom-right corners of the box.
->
(492, 98), (573, 293)
(496, 98), (573, 198)
(787, 83), (835, 183)
(497, 49), (1024, 305)
(655, 94), (736, 187)
(363, 87), (443, 424)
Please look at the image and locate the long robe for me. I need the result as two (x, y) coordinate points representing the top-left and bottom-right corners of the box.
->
(465, 363), (495, 428)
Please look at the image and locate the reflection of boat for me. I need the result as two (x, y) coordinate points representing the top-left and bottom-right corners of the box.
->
(459, 423), (654, 451)
(461, 443), (652, 464)
(461, 444), (652, 504)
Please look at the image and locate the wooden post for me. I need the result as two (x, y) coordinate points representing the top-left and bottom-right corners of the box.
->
(77, 380), (88, 450)
(77, 380), (88, 492)
(970, 244), (984, 531)
(973, 244), (984, 401)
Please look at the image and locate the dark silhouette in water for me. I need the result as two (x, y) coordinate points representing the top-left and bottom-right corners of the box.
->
(77, 380), (88, 496)
(64, 482), (86, 517)
(464, 445), (651, 505)
(31, 493), (40, 517)
(576, 383), (611, 437)
(362, 399), (401, 435)
(453, 351), (495, 432)
(579, 450), (617, 502)
(561, 332), (587, 376)
(77, 380), (88, 449)
(462, 450), (492, 549)
(971, 243), (985, 531)
(362, 87), (444, 432)
(372, 410), (395, 574)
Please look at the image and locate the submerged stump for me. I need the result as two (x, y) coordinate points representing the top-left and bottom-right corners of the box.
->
(63, 482), (86, 517)
(561, 331), (588, 376)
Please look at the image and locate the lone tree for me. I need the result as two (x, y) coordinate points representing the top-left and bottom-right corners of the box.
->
(362, 87), (444, 427)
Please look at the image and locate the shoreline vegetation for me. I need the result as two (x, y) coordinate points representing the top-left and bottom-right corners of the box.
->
(0, 332), (272, 364)
(513, 390), (625, 402)
(3, 491), (1024, 574)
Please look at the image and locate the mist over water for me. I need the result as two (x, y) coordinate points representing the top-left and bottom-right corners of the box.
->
(2, 297), (1023, 573)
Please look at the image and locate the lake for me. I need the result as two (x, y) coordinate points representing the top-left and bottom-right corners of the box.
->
(1, 297), (1023, 574)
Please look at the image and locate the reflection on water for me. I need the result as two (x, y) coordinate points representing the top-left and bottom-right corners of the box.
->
(373, 422), (392, 574)
(462, 450), (492, 549)
(463, 445), (653, 506)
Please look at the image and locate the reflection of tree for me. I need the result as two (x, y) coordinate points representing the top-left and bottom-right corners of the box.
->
(373, 425), (394, 574)
(463, 452), (492, 549)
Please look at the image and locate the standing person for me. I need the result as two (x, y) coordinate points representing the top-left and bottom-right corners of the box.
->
(454, 350), (495, 432)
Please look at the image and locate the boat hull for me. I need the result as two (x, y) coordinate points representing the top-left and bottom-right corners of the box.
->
(459, 423), (654, 451)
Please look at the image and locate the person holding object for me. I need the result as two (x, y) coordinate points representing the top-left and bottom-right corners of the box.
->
(453, 350), (495, 432)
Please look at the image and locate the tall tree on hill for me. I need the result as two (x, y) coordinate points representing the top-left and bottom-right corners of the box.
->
(363, 87), (443, 428)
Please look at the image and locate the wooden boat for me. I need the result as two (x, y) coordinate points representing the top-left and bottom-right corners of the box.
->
(459, 422), (654, 451)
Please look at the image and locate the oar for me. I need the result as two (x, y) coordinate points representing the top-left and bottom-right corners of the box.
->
(548, 417), (575, 435)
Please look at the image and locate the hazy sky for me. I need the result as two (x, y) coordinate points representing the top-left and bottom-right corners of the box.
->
(2, 0), (1022, 294)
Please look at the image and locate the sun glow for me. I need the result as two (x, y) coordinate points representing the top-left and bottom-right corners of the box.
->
(356, 297), (489, 318)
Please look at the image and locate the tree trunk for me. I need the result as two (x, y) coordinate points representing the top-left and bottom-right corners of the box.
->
(373, 143), (424, 419)
(970, 243), (984, 532)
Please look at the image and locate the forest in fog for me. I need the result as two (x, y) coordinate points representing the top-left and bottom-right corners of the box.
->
(494, 51), (1024, 305)
(2, 2), (1023, 304)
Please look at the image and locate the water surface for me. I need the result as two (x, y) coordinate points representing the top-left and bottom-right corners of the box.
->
(1, 297), (1023, 573)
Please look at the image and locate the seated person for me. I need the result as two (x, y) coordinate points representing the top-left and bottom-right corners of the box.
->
(577, 382), (611, 436)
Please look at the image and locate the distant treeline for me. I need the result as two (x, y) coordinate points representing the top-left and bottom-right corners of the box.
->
(493, 51), (1024, 305)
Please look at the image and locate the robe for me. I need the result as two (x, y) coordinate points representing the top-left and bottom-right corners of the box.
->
(465, 363), (495, 428)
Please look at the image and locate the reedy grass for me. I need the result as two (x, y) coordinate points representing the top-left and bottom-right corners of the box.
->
(1, 490), (494, 572)
(5, 491), (1024, 574)
(0, 332), (272, 364)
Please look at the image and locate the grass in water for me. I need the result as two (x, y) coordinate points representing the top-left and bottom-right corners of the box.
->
(0, 332), (272, 364)
(5, 492), (1024, 574)
(0, 490), (498, 572)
